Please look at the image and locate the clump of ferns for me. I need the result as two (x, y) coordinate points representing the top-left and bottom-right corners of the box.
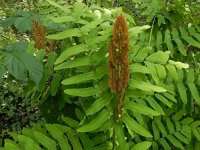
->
(108, 14), (130, 120)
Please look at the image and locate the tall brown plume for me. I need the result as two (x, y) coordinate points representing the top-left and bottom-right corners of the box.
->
(32, 20), (55, 53)
(108, 14), (130, 117)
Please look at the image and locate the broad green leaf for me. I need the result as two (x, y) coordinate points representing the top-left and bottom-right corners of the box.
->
(195, 26), (200, 32)
(181, 127), (191, 140)
(61, 116), (79, 128)
(51, 73), (62, 96)
(46, 0), (70, 13)
(133, 46), (152, 62)
(175, 121), (182, 132)
(179, 27), (188, 36)
(155, 64), (166, 80)
(131, 141), (152, 150)
(174, 37), (186, 55)
(86, 98), (106, 115)
(77, 109), (110, 132)
(38, 69), (52, 92)
(33, 131), (56, 150)
(194, 142), (200, 150)
(180, 117), (194, 125)
(129, 79), (166, 92)
(177, 69), (184, 82)
(187, 68), (195, 83)
(129, 25), (151, 34)
(166, 64), (178, 80)
(152, 121), (160, 140)
(80, 19), (103, 34)
(89, 142), (113, 150)
(171, 28), (186, 56)
(125, 101), (160, 116)
(72, 2), (87, 19)
(167, 135), (184, 150)
(180, 27), (200, 48)
(45, 52), (56, 68)
(130, 63), (150, 74)
(188, 26), (200, 41)
(187, 83), (200, 105)
(36, 49), (45, 62)
(77, 18), (89, 24)
(64, 87), (101, 97)
(155, 118), (167, 136)
(131, 111), (144, 127)
(146, 12), (155, 22)
(27, 41), (35, 55)
(45, 124), (71, 150)
(79, 134), (92, 149)
(50, 16), (76, 23)
(173, 109), (185, 121)
(90, 134), (110, 146)
(17, 135), (42, 150)
(146, 51), (170, 64)
(152, 141), (159, 150)
(166, 118), (175, 134)
(116, 123), (129, 150)
(169, 60), (189, 69)
(3, 139), (20, 150)
(75, 108), (84, 122)
(62, 71), (96, 85)
(145, 61), (159, 83)
(68, 133), (82, 150)
(158, 14), (165, 26)
(155, 94), (173, 107)
(126, 89), (151, 98)
(177, 83), (187, 105)
(162, 92), (177, 103)
(4, 52), (43, 85)
(95, 64), (107, 79)
(182, 35), (200, 48)
(174, 132), (189, 144)
(0, 65), (6, 82)
(190, 121), (200, 128)
(164, 29), (174, 56)
(146, 96), (165, 115)
(47, 28), (82, 40)
(159, 138), (171, 150)
(122, 113), (152, 137)
(55, 44), (89, 65)
(55, 57), (91, 70)
(15, 16), (33, 32)
(192, 128), (200, 141)
(86, 35), (110, 46)
(156, 31), (163, 50)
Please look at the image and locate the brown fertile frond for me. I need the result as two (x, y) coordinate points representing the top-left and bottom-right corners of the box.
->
(33, 20), (46, 50)
(49, 40), (55, 52)
(108, 14), (130, 117)
(32, 20), (55, 53)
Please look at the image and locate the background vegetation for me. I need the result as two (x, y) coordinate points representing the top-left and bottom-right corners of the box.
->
(0, 0), (200, 149)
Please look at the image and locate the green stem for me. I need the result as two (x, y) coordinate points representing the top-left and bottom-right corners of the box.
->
(112, 125), (116, 150)
(148, 17), (156, 45)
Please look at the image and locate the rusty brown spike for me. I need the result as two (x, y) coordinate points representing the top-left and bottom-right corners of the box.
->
(108, 14), (130, 116)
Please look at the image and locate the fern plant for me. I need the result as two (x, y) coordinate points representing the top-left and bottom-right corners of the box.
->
(2, 0), (200, 150)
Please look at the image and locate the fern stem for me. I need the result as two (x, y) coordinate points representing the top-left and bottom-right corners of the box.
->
(148, 17), (156, 45)
(112, 125), (116, 150)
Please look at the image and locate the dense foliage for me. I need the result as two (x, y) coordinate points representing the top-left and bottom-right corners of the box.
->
(0, 0), (200, 150)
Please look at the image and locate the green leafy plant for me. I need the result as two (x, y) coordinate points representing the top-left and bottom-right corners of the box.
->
(1, 0), (200, 150)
